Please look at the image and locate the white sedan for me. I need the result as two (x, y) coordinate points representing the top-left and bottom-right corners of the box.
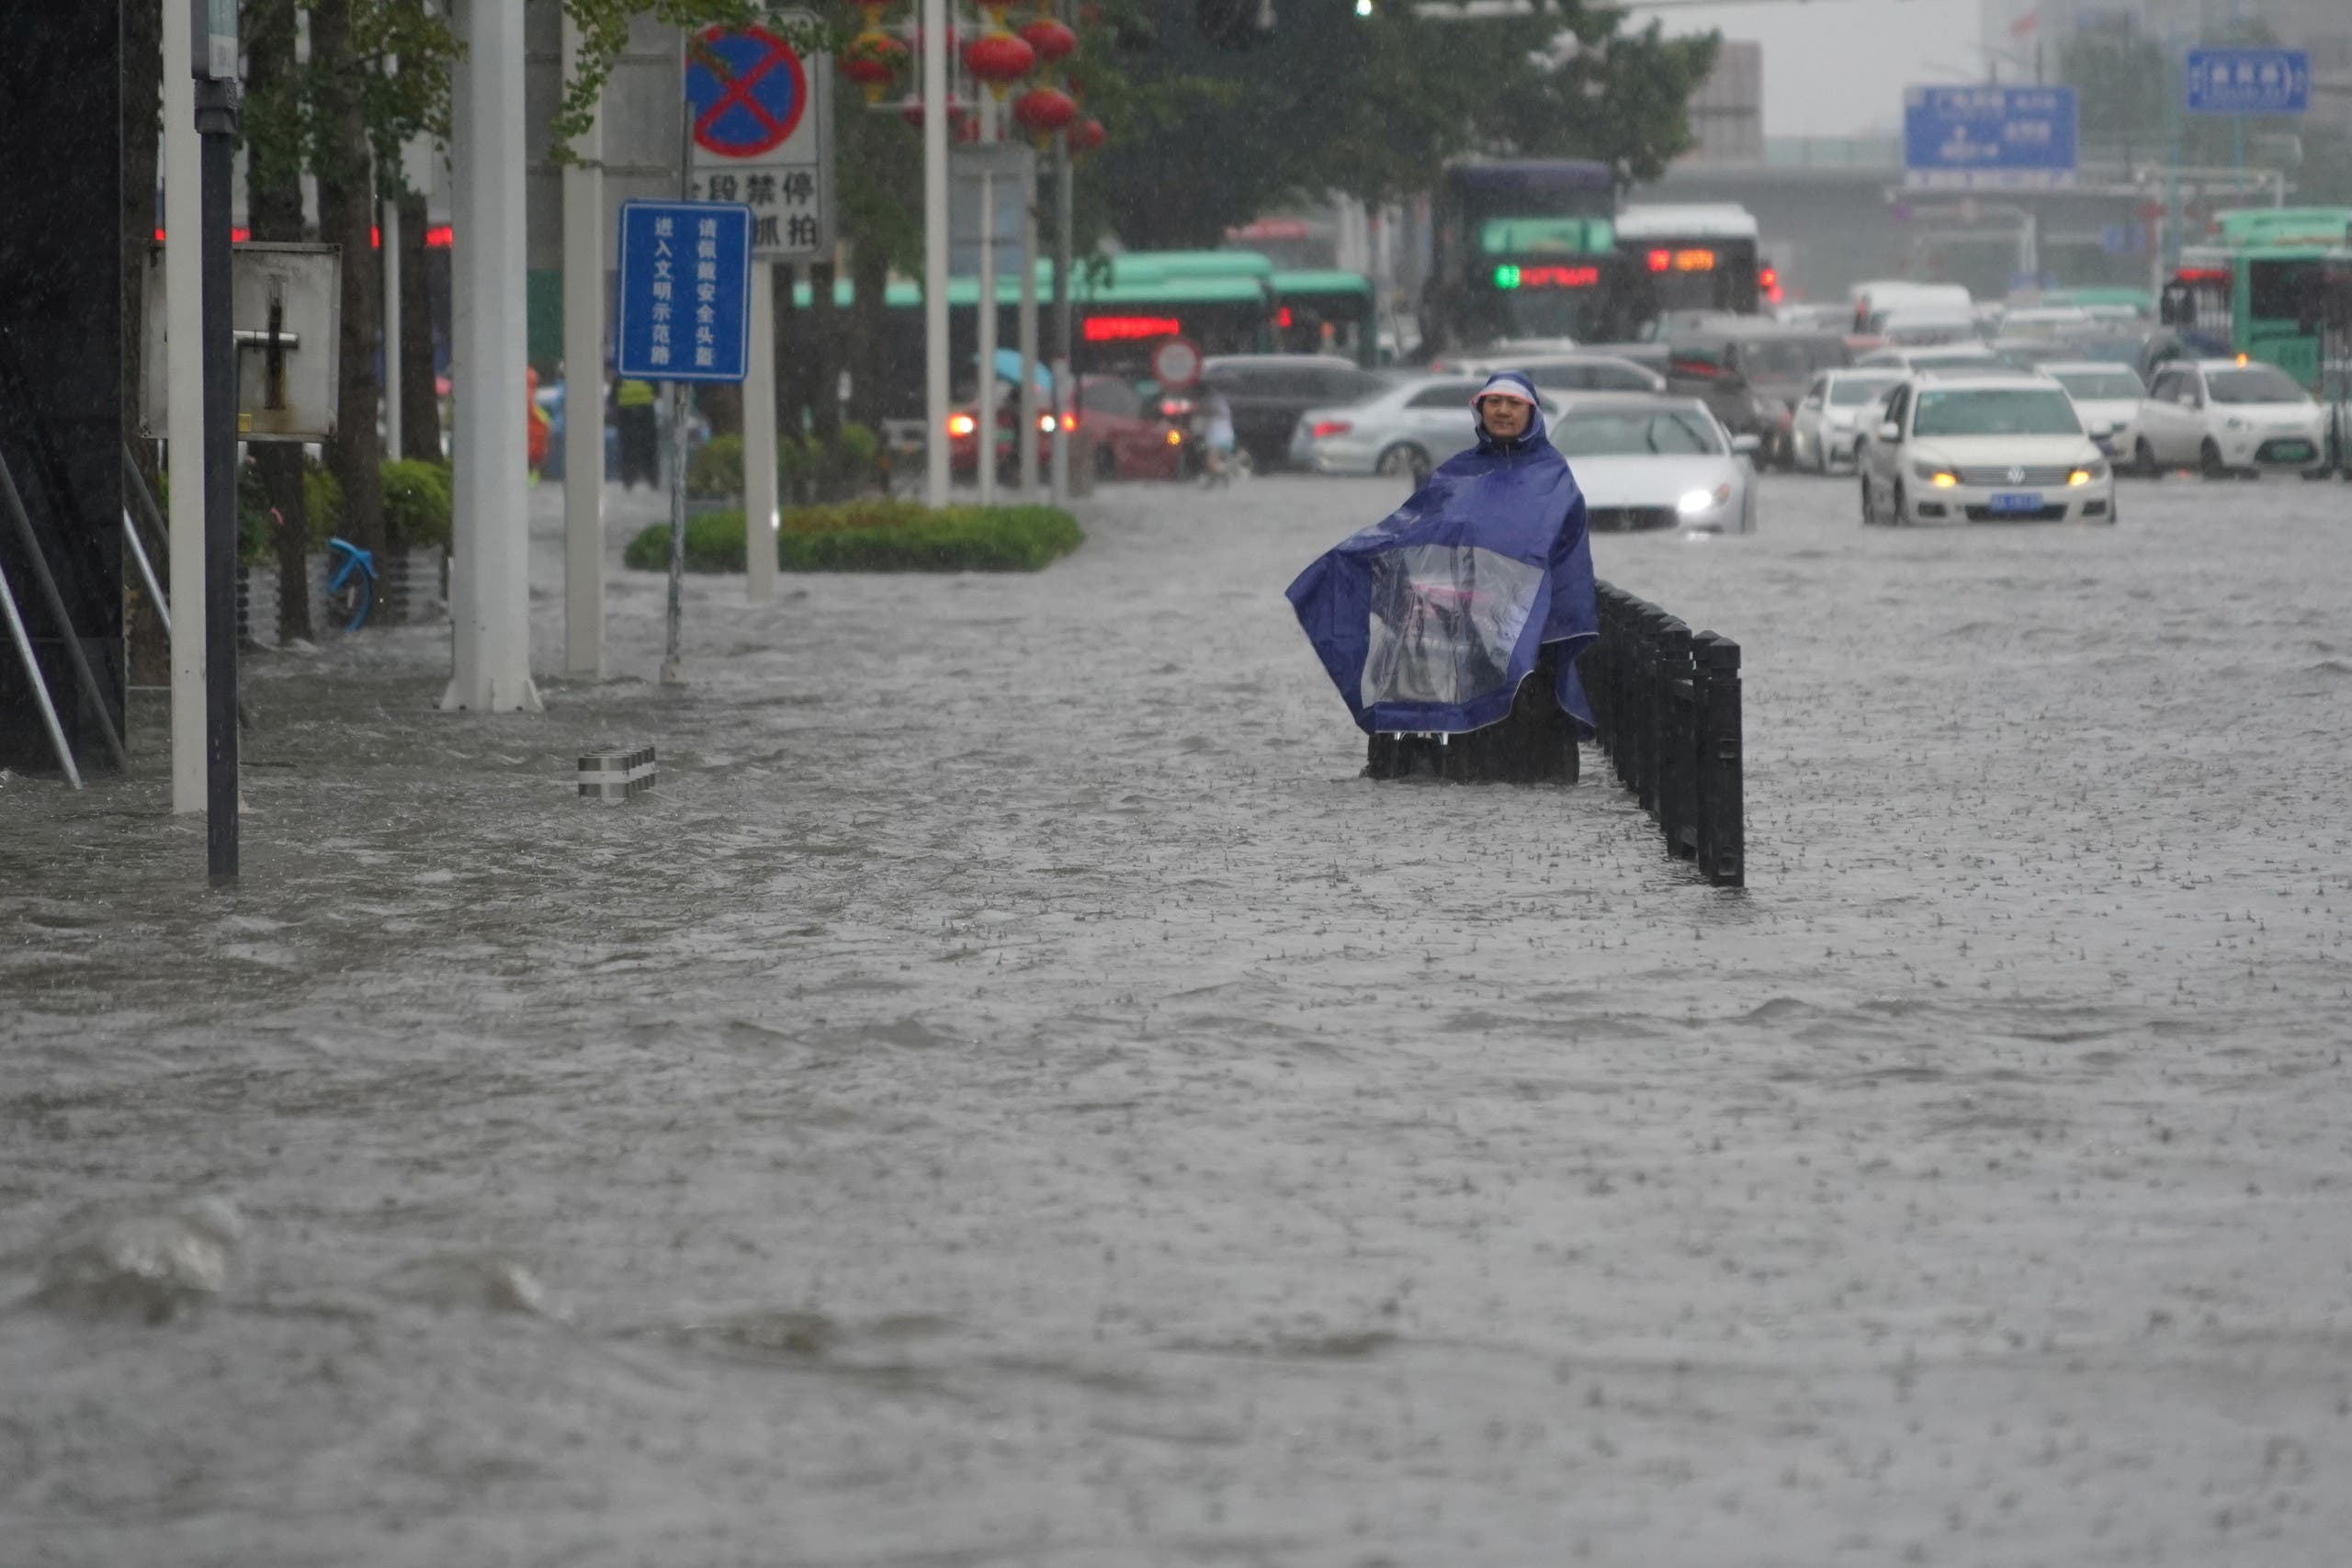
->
(1791, 368), (1903, 473)
(2040, 361), (2147, 463)
(2133, 358), (2330, 478)
(1859, 374), (2115, 526)
(1290, 375), (1560, 482)
(1553, 396), (1759, 534)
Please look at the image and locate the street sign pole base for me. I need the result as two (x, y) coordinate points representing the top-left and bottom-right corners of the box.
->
(660, 659), (688, 687)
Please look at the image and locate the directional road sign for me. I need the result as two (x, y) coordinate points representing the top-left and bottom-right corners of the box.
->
(1903, 85), (2078, 191)
(615, 200), (753, 383)
(684, 19), (835, 263)
(2185, 49), (2310, 118)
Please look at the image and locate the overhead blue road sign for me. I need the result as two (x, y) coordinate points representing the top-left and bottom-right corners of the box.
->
(1903, 85), (2078, 191)
(615, 200), (752, 383)
(2185, 49), (2310, 118)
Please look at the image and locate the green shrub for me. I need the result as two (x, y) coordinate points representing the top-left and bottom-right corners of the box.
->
(381, 459), (453, 550)
(687, 434), (745, 498)
(623, 500), (1082, 574)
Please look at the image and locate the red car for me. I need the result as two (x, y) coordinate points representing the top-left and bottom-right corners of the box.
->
(947, 374), (1182, 482)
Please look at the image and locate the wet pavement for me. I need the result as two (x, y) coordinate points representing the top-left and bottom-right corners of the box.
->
(6, 466), (2352, 1566)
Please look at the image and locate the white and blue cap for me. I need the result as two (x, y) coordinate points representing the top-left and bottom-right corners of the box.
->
(1468, 370), (1540, 408)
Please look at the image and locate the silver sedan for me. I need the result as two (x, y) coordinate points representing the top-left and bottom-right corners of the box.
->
(1290, 375), (1561, 482)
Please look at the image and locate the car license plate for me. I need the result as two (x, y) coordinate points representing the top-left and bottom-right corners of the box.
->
(2268, 440), (2314, 463)
(1988, 491), (2042, 513)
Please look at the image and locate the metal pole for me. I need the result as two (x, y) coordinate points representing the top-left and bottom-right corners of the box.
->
(561, 12), (606, 673)
(978, 117), (999, 506)
(123, 511), (171, 640)
(922, 0), (950, 508)
(164, 0), (206, 814)
(1018, 174), (1039, 495)
(383, 194), (403, 463)
(662, 24), (693, 685)
(0, 450), (123, 769)
(441, 0), (541, 713)
(1049, 123), (1072, 505)
(0, 558), (79, 788)
(197, 69), (240, 882)
(743, 262), (779, 603)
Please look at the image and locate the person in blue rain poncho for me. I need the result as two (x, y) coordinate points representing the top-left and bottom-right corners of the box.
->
(1286, 370), (1598, 749)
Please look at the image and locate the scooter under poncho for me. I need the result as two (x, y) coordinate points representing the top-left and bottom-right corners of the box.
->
(1285, 380), (1599, 739)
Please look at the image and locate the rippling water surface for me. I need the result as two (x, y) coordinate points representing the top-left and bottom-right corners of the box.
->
(5, 472), (2351, 1565)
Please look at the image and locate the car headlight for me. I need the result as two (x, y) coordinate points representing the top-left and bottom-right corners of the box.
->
(1910, 461), (1960, 488)
(1677, 484), (1732, 515)
(2067, 461), (2108, 485)
(2225, 416), (2246, 431)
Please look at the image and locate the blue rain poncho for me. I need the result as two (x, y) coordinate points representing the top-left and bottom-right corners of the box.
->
(1286, 372), (1598, 738)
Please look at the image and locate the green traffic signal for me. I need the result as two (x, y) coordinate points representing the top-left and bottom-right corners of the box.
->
(1494, 265), (1521, 289)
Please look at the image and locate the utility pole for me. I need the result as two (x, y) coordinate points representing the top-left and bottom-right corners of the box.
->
(922, 0), (950, 507)
(192, 0), (240, 884)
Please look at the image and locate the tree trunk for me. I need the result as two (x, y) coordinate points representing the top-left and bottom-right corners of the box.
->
(398, 189), (439, 462)
(309, 0), (384, 564)
(244, 0), (312, 643)
(848, 242), (888, 429)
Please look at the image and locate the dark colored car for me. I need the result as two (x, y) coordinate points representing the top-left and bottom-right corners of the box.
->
(948, 374), (1182, 482)
(1200, 354), (1393, 469)
(1652, 323), (1853, 468)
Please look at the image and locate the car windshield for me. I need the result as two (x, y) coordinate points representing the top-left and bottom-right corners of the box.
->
(1912, 388), (2082, 437)
(2206, 367), (2308, 404)
(1909, 351), (1994, 370)
(1828, 376), (1898, 406)
(1554, 411), (1723, 457)
(2051, 368), (2144, 400)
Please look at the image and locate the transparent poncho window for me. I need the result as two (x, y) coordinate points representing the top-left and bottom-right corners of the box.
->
(1359, 543), (1544, 710)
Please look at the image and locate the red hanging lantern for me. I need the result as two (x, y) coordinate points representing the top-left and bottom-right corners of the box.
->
(1012, 85), (1078, 141)
(841, 31), (909, 102)
(961, 30), (1035, 97)
(1016, 17), (1077, 64)
(1071, 116), (1106, 152)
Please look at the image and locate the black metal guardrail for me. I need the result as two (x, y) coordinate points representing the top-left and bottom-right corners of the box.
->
(1580, 581), (1745, 887)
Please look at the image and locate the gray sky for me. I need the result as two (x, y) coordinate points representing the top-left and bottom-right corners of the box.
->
(1645, 0), (1989, 138)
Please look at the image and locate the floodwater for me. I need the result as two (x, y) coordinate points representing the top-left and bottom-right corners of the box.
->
(5, 468), (2352, 1566)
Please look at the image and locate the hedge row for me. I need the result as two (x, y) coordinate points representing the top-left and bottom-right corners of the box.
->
(624, 500), (1083, 574)
(687, 424), (886, 501)
(199, 457), (453, 563)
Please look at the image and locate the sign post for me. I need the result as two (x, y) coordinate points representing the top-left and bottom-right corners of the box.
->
(616, 199), (754, 685)
(192, 0), (241, 884)
(685, 18), (831, 605)
(1902, 85), (2078, 191)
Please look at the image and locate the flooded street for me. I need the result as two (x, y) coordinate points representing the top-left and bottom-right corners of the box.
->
(7, 469), (2352, 1565)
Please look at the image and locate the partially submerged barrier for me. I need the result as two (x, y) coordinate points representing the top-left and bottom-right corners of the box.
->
(1580, 581), (1745, 887)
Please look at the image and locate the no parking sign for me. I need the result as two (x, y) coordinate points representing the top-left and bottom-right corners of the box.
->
(684, 17), (834, 262)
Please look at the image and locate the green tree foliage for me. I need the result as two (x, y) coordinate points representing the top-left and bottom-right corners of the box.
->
(1095, 0), (1719, 248)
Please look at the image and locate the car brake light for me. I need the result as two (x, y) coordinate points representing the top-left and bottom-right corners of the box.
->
(1061, 413), (1077, 431)
(1310, 420), (1351, 439)
(946, 413), (977, 437)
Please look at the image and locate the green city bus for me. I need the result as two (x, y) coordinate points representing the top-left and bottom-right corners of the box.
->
(2163, 207), (2352, 388)
(1270, 269), (1377, 367)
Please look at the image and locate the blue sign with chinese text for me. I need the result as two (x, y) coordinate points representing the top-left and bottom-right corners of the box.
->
(1903, 85), (2078, 190)
(615, 200), (752, 383)
(2185, 49), (2309, 117)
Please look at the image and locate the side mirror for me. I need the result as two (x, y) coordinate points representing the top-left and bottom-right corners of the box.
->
(1731, 434), (1763, 457)
(1878, 421), (1901, 442)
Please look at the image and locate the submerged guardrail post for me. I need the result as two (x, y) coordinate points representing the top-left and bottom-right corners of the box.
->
(1694, 633), (1745, 886)
(1580, 580), (1746, 886)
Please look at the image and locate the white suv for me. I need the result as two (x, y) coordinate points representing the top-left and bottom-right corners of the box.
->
(2133, 358), (2327, 478)
(1860, 374), (2115, 526)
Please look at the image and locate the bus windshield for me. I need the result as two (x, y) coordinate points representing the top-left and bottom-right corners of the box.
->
(2207, 367), (2308, 403)
(1912, 388), (2081, 437)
